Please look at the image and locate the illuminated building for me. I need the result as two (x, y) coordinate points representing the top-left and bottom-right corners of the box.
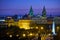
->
(18, 20), (31, 30)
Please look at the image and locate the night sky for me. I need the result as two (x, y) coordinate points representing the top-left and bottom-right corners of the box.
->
(0, 0), (60, 16)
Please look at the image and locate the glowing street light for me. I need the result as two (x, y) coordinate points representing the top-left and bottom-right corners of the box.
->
(9, 35), (12, 38)
(18, 20), (31, 30)
(36, 26), (38, 29)
(23, 34), (26, 37)
(29, 33), (33, 36)
(41, 27), (44, 30)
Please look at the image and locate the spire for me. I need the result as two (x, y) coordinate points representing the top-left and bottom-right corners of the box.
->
(29, 6), (33, 17)
(42, 6), (46, 17)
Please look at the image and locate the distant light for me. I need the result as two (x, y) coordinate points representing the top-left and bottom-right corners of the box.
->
(36, 33), (38, 37)
(57, 26), (59, 30)
(29, 33), (33, 36)
(0, 20), (5, 21)
(7, 17), (12, 19)
(18, 20), (30, 30)
(48, 33), (51, 36)
(16, 34), (19, 37)
(23, 34), (26, 37)
(36, 26), (38, 29)
(6, 32), (9, 35)
(41, 27), (44, 30)
(9, 35), (12, 38)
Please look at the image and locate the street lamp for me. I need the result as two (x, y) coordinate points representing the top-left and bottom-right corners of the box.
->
(9, 35), (12, 38)
(41, 27), (44, 30)
(23, 34), (26, 37)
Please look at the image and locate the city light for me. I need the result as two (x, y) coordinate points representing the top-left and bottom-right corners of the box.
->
(18, 20), (31, 30)
(36, 26), (38, 29)
(30, 27), (34, 29)
(41, 27), (44, 30)
(6, 32), (9, 35)
(16, 34), (19, 37)
(9, 35), (12, 38)
(0, 0), (60, 40)
(23, 34), (26, 37)
(0, 19), (5, 21)
(7, 16), (12, 19)
(48, 33), (51, 36)
(56, 26), (60, 31)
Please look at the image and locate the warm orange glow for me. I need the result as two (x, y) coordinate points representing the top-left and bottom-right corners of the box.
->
(30, 27), (34, 29)
(6, 32), (9, 35)
(9, 35), (12, 38)
(41, 27), (44, 30)
(16, 34), (19, 37)
(18, 20), (31, 30)
(36, 26), (38, 29)
(57, 26), (60, 31)
(29, 33), (33, 36)
(57, 26), (59, 29)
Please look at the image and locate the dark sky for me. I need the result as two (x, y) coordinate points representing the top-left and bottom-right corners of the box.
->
(0, 0), (60, 16)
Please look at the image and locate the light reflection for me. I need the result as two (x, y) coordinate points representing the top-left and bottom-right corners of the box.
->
(29, 33), (33, 36)
(41, 27), (44, 30)
(57, 26), (59, 30)
(16, 34), (19, 37)
(36, 26), (38, 29)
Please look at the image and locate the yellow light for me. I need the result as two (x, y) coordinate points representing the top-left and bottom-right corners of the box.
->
(7, 16), (12, 19)
(6, 32), (9, 35)
(30, 27), (33, 29)
(48, 33), (51, 36)
(36, 33), (38, 37)
(9, 35), (12, 38)
(29, 33), (33, 36)
(16, 34), (19, 37)
(23, 34), (26, 37)
(36, 26), (38, 29)
(41, 27), (44, 30)
(18, 20), (31, 30)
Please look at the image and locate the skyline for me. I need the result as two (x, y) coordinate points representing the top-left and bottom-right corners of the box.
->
(0, 0), (60, 16)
